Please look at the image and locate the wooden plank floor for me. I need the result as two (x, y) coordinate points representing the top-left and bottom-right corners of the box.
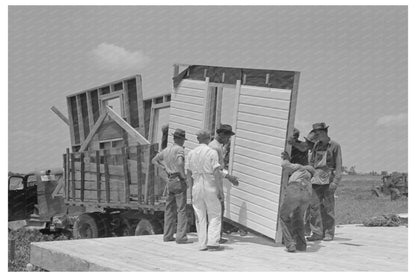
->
(30, 224), (407, 271)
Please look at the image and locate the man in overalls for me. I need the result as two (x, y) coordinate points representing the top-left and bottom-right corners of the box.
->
(307, 123), (343, 242)
(187, 129), (223, 251)
(152, 128), (191, 244)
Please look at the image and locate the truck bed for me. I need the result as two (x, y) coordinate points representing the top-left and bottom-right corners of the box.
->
(30, 224), (407, 271)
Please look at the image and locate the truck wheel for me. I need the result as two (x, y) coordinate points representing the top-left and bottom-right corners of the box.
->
(73, 213), (104, 239)
(135, 219), (162, 235)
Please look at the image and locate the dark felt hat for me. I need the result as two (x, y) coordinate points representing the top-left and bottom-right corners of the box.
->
(216, 124), (235, 136)
(311, 122), (329, 131)
(172, 128), (187, 140)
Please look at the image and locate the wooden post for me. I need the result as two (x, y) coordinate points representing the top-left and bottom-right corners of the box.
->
(122, 147), (130, 204)
(63, 153), (67, 200)
(96, 150), (101, 203)
(104, 150), (110, 203)
(66, 148), (70, 201)
(80, 152), (85, 202)
(147, 144), (158, 205)
(71, 152), (76, 200)
(137, 145), (142, 203)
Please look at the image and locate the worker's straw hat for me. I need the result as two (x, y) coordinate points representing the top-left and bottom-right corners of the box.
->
(216, 124), (235, 136)
(172, 128), (187, 140)
(311, 122), (329, 131)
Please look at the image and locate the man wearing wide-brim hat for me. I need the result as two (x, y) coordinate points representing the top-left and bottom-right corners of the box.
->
(307, 122), (342, 242)
(152, 128), (191, 244)
(208, 124), (239, 244)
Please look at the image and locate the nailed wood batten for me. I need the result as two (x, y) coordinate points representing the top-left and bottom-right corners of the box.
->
(79, 112), (107, 152)
(105, 106), (150, 145)
(228, 80), (241, 174)
(66, 98), (76, 146)
(76, 95), (85, 143)
(276, 71), (300, 244)
(135, 75), (146, 136)
(50, 106), (70, 126)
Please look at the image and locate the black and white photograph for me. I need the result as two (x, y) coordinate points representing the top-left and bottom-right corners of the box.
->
(6, 3), (411, 272)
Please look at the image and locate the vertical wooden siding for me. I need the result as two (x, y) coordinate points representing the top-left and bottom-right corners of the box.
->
(227, 86), (292, 239)
(168, 79), (208, 154)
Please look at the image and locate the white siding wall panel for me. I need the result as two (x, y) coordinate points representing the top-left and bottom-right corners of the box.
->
(227, 86), (292, 239)
(168, 79), (208, 156)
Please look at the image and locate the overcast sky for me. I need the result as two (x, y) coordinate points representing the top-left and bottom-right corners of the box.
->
(8, 6), (407, 173)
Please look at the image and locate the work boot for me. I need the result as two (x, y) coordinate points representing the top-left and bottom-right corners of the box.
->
(306, 234), (323, 241)
(287, 244), (296, 253)
(219, 237), (228, 244)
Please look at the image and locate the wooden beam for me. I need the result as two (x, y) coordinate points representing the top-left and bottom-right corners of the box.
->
(66, 98), (76, 147)
(215, 87), (223, 131)
(136, 145), (142, 203)
(151, 102), (170, 110)
(80, 152), (85, 202)
(123, 80), (131, 123)
(122, 147), (130, 204)
(144, 144), (157, 205)
(99, 91), (123, 101)
(71, 153), (76, 200)
(50, 106), (70, 126)
(96, 151), (101, 203)
(275, 71), (300, 245)
(66, 148), (70, 201)
(79, 112), (108, 152)
(135, 75), (146, 136)
(86, 92), (95, 132)
(76, 95), (85, 143)
(104, 150), (110, 203)
(201, 77), (210, 130)
(228, 80), (241, 175)
(105, 106), (150, 145)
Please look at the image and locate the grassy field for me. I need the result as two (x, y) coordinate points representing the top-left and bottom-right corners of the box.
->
(335, 174), (408, 224)
(8, 174), (407, 271)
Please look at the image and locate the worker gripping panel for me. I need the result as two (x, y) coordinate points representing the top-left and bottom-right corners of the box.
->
(227, 85), (293, 240)
(167, 79), (209, 155)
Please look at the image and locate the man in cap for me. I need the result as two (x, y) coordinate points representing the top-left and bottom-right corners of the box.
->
(208, 124), (239, 243)
(289, 130), (318, 235)
(280, 150), (316, 252)
(152, 128), (191, 244)
(307, 123), (342, 242)
(187, 129), (223, 251)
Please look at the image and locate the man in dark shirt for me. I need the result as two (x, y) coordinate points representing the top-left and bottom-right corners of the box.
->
(289, 128), (309, 166)
(307, 123), (342, 242)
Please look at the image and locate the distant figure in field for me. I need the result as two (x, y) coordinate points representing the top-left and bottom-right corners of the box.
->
(307, 123), (342, 242)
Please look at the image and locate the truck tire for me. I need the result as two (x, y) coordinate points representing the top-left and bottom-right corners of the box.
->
(72, 213), (105, 239)
(135, 218), (162, 235)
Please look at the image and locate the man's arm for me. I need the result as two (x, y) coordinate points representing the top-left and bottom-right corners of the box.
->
(176, 156), (186, 180)
(151, 152), (166, 171)
(213, 167), (224, 200)
(332, 144), (343, 185)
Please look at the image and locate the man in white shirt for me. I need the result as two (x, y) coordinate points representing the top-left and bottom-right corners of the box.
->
(208, 124), (238, 243)
(187, 130), (224, 251)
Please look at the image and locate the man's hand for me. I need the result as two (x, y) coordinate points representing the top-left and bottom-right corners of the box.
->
(281, 151), (290, 161)
(225, 174), (239, 186)
(329, 182), (337, 192)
